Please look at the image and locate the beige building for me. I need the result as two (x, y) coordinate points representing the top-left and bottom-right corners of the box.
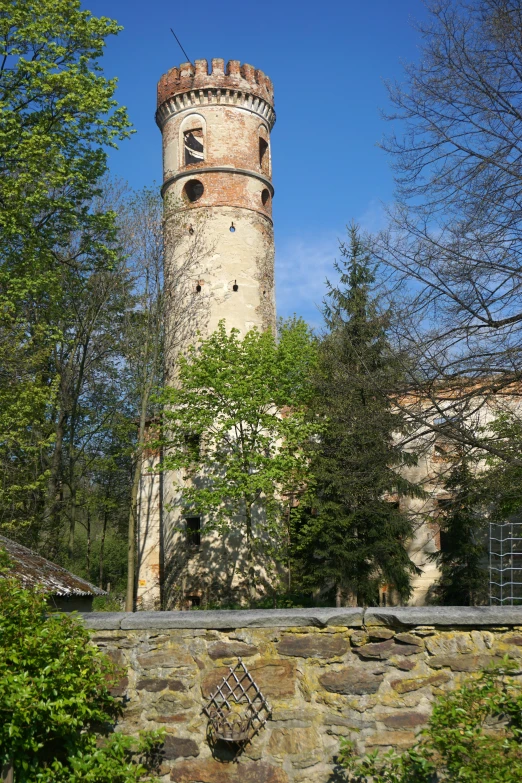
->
(137, 59), (277, 609)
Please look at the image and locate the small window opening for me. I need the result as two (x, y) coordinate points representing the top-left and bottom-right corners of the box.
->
(184, 432), (200, 458)
(184, 128), (204, 165)
(187, 595), (201, 608)
(439, 529), (450, 553)
(232, 280), (239, 292)
(230, 222), (235, 232)
(195, 283), (202, 293)
(261, 188), (270, 207)
(437, 498), (452, 514)
(186, 517), (201, 548)
(184, 179), (204, 203)
(259, 136), (269, 174)
(386, 500), (400, 511)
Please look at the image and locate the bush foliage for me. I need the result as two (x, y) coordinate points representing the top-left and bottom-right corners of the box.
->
(339, 662), (522, 783)
(0, 553), (162, 781)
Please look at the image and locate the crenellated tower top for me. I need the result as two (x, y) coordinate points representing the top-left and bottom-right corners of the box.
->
(156, 59), (275, 130)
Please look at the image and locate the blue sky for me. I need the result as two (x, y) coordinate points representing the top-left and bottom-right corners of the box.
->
(87, 0), (428, 326)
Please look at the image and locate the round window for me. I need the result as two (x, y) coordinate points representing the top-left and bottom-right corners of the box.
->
(184, 179), (204, 203)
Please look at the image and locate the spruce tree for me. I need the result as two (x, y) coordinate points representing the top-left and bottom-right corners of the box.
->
(297, 225), (420, 606)
(431, 453), (488, 606)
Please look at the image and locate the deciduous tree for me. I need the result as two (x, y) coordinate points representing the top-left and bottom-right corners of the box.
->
(160, 318), (317, 601)
(375, 0), (522, 465)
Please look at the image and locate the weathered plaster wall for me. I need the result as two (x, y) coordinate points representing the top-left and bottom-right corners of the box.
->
(84, 607), (522, 783)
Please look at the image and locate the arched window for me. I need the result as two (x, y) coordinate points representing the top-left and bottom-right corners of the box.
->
(180, 114), (206, 167)
(259, 125), (270, 175)
(184, 129), (204, 164)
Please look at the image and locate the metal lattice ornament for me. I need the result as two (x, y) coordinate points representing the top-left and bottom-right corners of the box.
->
(203, 657), (271, 746)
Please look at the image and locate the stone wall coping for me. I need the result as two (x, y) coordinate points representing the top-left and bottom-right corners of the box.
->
(81, 606), (522, 631)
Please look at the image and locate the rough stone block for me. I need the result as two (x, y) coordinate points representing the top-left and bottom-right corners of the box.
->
(380, 711), (429, 728)
(208, 641), (259, 659)
(170, 759), (288, 782)
(391, 672), (451, 693)
(365, 730), (416, 747)
(325, 714), (375, 730)
(108, 675), (128, 696)
(137, 646), (194, 668)
(154, 714), (188, 724)
(396, 658), (416, 671)
(319, 667), (385, 695)
(368, 628), (395, 640)
(354, 639), (422, 660)
(395, 633), (424, 647)
(163, 736), (199, 760)
(154, 692), (193, 715)
(350, 630), (368, 646)
(267, 727), (323, 769)
(277, 633), (348, 659)
(502, 634), (522, 646)
(428, 653), (500, 672)
(136, 678), (186, 692)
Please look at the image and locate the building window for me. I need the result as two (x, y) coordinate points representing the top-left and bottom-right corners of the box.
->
(184, 179), (204, 203)
(184, 432), (200, 459)
(261, 188), (270, 207)
(186, 516), (201, 548)
(259, 136), (269, 175)
(184, 128), (204, 165)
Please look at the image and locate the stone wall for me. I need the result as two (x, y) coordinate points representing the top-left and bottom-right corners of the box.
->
(84, 607), (522, 782)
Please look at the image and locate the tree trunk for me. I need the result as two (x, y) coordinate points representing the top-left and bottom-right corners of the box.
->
(43, 407), (66, 541)
(125, 452), (142, 612)
(245, 503), (256, 603)
(99, 507), (108, 589)
(336, 584), (342, 608)
(68, 493), (76, 560)
(286, 502), (292, 592)
(86, 510), (91, 574)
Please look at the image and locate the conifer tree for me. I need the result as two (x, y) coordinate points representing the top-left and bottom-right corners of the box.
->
(430, 453), (488, 606)
(297, 225), (420, 606)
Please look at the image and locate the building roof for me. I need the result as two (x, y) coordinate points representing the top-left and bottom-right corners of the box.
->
(0, 535), (107, 597)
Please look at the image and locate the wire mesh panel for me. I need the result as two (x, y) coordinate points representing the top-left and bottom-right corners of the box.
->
(489, 519), (522, 605)
(203, 658), (271, 745)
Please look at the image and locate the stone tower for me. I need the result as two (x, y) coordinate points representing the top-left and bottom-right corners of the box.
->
(136, 59), (276, 609)
(158, 58), (276, 343)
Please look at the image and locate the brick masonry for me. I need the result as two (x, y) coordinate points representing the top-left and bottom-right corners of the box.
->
(84, 607), (522, 782)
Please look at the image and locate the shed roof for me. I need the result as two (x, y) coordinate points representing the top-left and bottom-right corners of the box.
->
(0, 535), (106, 597)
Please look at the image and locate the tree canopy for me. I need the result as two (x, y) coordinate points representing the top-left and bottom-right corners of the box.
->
(160, 318), (317, 601)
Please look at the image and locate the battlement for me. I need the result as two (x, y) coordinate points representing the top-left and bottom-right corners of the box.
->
(157, 59), (274, 111)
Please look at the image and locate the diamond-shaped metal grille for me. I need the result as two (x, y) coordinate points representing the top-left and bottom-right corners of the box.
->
(203, 657), (271, 744)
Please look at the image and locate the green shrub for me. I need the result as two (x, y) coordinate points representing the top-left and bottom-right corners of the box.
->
(0, 553), (163, 781)
(339, 661), (522, 783)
